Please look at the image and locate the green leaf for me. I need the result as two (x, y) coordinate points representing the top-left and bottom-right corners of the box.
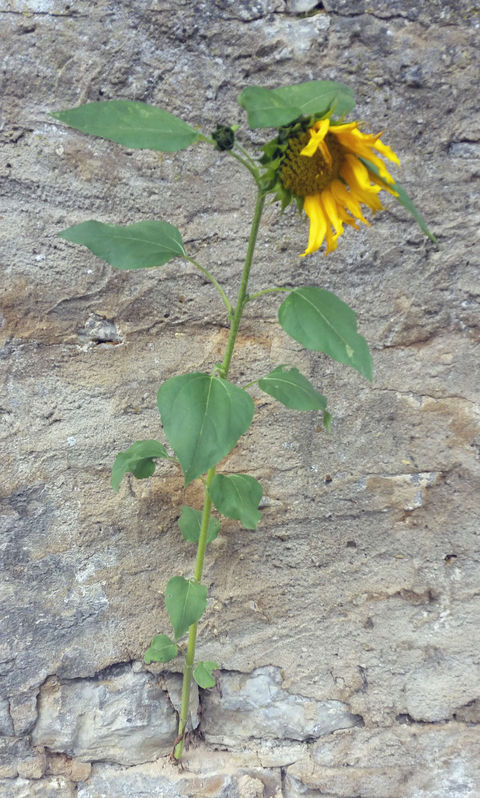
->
(275, 81), (355, 120)
(208, 474), (262, 530)
(144, 634), (178, 664)
(278, 287), (373, 381)
(193, 661), (219, 689)
(51, 100), (199, 151)
(259, 365), (327, 411)
(360, 157), (437, 243)
(157, 373), (254, 485)
(58, 220), (185, 270)
(111, 440), (169, 492)
(238, 81), (354, 129)
(178, 505), (220, 544)
(165, 576), (207, 640)
(238, 87), (294, 129)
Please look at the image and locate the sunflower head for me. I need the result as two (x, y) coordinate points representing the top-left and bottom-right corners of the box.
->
(261, 114), (400, 256)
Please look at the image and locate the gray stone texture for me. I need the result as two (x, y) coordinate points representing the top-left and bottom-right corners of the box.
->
(1, 0), (479, 795)
(202, 667), (363, 746)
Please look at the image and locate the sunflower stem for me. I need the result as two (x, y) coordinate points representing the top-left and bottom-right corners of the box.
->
(173, 187), (266, 761)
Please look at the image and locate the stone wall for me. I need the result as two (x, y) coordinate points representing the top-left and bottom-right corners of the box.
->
(1, 0), (479, 795)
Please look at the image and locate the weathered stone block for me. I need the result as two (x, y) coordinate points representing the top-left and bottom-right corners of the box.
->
(31, 666), (177, 766)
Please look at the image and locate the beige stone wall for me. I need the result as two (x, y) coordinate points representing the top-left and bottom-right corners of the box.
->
(1, 1), (479, 795)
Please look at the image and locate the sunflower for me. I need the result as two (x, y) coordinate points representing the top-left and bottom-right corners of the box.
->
(271, 117), (400, 256)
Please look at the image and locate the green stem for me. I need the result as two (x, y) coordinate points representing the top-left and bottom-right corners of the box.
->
(234, 140), (258, 170)
(173, 187), (266, 760)
(197, 131), (260, 183)
(174, 467), (214, 760)
(185, 256), (232, 313)
(220, 189), (266, 377)
(226, 148), (260, 182)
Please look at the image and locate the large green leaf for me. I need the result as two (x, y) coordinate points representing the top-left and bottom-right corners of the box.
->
(58, 220), (185, 269)
(278, 287), (373, 381)
(208, 473), (262, 530)
(111, 440), (169, 492)
(193, 661), (218, 689)
(238, 81), (354, 129)
(259, 365), (327, 411)
(178, 505), (220, 544)
(165, 576), (207, 640)
(144, 634), (178, 664)
(157, 373), (254, 485)
(51, 100), (199, 151)
(360, 157), (437, 243)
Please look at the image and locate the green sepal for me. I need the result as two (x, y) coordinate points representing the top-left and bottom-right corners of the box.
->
(193, 661), (219, 689)
(360, 157), (437, 243)
(165, 576), (207, 641)
(51, 100), (199, 151)
(259, 365), (327, 411)
(208, 473), (262, 530)
(157, 373), (254, 485)
(212, 124), (235, 151)
(111, 440), (170, 492)
(144, 634), (178, 664)
(238, 81), (355, 129)
(278, 287), (373, 382)
(58, 220), (185, 270)
(178, 505), (220, 544)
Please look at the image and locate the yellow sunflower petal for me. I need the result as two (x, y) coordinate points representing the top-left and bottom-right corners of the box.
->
(340, 157), (384, 214)
(330, 178), (368, 224)
(324, 225), (339, 254)
(329, 121), (358, 135)
(368, 170), (399, 197)
(374, 137), (400, 165)
(333, 127), (396, 183)
(302, 194), (328, 256)
(342, 154), (380, 192)
(320, 187), (344, 236)
(300, 119), (330, 158)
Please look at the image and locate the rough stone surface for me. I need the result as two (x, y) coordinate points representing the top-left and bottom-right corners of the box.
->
(202, 667), (362, 746)
(1, 0), (479, 795)
(285, 725), (480, 797)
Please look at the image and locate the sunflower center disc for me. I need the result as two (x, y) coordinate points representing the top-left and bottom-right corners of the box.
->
(281, 131), (343, 196)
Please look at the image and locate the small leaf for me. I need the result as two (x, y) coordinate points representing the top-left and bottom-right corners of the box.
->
(193, 661), (219, 689)
(323, 410), (332, 433)
(259, 365), (327, 411)
(59, 220), (185, 270)
(51, 100), (199, 151)
(144, 634), (178, 664)
(208, 474), (262, 530)
(360, 157), (437, 243)
(178, 505), (220, 544)
(238, 81), (354, 129)
(165, 576), (207, 640)
(111, 440), (169, 492)
(157, 373), (254, 485)
(278, 287), (373, 381)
